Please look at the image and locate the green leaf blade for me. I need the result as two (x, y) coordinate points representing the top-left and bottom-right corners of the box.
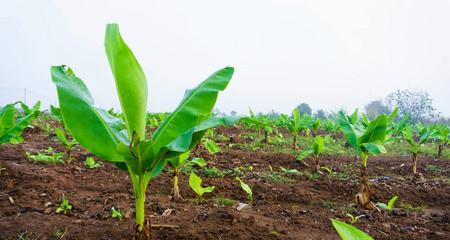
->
(151, 67), (234, 155)
(51, 66), (125, 162)
(331, 219), (374, 240)
(105, 23), (148, 140)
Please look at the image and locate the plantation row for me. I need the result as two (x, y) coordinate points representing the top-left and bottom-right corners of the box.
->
(1, 24), (449, 239)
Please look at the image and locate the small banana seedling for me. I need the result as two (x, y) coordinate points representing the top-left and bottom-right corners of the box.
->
(167, 117), (238, 201)
(312, 136), (325, 173)
(111, 207), (124, 221)
(311, 118), (321, 136)
(241, 109), (273, 143)
(385, 109), (409, 144)
(430, 124), (449, 158)
(55, 127), (77, 162)
(236, 177), (253, 205)
(51, 23), (234, 238)
(85, 157), (102, 169)
(338, 110), (388, 209)
(289, 108), (301, 149)
(189, 172), (215, 200)
(56, 194), (72, 215)
(296, 136), (325, 173)
(376, 195), (398, 213)
(345, 213), (364, 224)
(331, 219), (373, 240)
(402, 125), (431, 175)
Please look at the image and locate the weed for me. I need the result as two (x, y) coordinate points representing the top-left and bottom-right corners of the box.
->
(200, 167), (225, 178)
(26, 147), (64, 164)
(213, 196), (236, 206)
(322, 200), (337, 209)
(400, 203), (426, 214)
(52, 228), (68, 239)
(425, 164), (442, 174)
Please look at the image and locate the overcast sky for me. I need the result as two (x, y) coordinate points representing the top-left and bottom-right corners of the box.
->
(1, 0), (449, 116)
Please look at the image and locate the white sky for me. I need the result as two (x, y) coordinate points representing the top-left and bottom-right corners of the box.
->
(1, 0), (449, 116)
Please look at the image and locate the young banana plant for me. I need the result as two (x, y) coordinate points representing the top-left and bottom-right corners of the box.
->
(166, 116), (238, 201)
(51, 23), (234, 239)
(54, 127), (77, 162)
(289, 108), (301, 149)
(431, 124), (449, 158)
(241, 109), (273, 143)
(338, 110), (388, 209)
(402, 125), (431, 175)
(0, 102), (39, 144)
(312, 136), (325, 172)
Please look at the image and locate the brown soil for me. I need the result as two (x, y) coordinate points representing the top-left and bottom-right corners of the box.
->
(0, 127), (449, 239)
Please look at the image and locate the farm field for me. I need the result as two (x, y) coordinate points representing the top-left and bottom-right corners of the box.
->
(1, 21), (449, 240)
(0, 123), (449, 239)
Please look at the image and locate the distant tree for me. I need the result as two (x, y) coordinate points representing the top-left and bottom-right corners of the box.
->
(230, 110), (237, 116)
(296, 103), (312, 115)
(364, 100), (389, 120)
(314, 109), (327, 119)
(386, 89), (437, 123)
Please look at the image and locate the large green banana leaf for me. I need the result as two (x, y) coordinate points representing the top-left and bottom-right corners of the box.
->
(359, 114), (387, 144)
(149, 67), (234, 156)
(337, 111), (359, 150)
(51, 66), (126, 162)
(105, 24), (148, 140)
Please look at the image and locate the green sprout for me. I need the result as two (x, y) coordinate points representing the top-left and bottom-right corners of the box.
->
(111, 207), (124, 221)
(84, 157), (101, 169)
(56, 194), (72, 215)
(376, 195), (398, 212)
(345, 213), (364, 224)
(402, 125), (431, 175)
(235, 177), (253, 205)
(312, 136), (325, 173)
(54, 127), (77, 162)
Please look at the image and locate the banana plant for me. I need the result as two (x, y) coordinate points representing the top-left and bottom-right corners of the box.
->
(241, 110), (273, 143)
(288, 108), (301, 149)
(166, 116), (238, 201)
(51, 23), (234, 239)
(310, 118), (321, 136)
(19, 101), (41, 117)
(402, 125), (431, 175)
(54, 127), (77, 162)
(0, 102), (39, 144)
(430, 124), (449, 158)
(312, 136), (325, 172)
(338, 110), (388, 209)
(296, 135), (325, 172)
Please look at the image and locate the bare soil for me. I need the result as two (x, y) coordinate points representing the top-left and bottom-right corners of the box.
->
(0, 127), (449, 239)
